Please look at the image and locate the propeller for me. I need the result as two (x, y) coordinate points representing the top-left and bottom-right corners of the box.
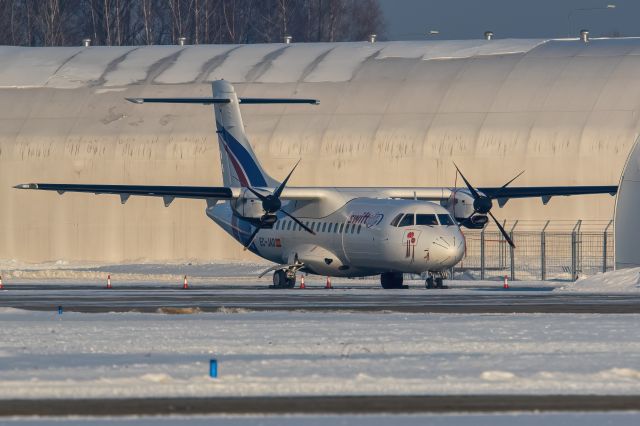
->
(453, 163), (523, 249)
(242, 160), (315, 250)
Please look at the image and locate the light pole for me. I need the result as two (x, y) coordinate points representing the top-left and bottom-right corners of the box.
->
(567, 4), (616, 38)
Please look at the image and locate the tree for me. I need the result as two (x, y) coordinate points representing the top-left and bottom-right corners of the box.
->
(0, 0), (385, 46)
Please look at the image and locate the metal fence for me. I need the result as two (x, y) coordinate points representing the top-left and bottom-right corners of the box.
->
(452, 220), (614, 281)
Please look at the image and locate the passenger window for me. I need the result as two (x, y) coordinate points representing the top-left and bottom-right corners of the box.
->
(398, 214), (414, 227)
(344, 224), (350, 234)
(357, 225), (362, 234)
(322, 222), (327, 232)
(438, 214), (455, 226)
(327, 223), (333, 233)
(416, 214), (438, 226)
(390, 214), (404, 227)
(287, 221), (292, 231)
(339, 223), (344, 233)
(334, 223), (339, 233)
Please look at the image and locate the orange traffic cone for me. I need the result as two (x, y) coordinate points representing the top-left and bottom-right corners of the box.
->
(325, 276), (332, 289)
(0, 275), (3, 290)
(183, 275), (189, 289)
(299, 276), (306, 289)
(503, 275), (509, 289)
(106, 274), (112, 289)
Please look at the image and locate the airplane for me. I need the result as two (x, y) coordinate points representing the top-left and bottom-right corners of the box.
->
(14, 80), (618, 289)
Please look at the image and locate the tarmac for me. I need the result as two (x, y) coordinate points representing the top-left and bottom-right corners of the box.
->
(1, 283), (639, 313)
(1, 395), (640, 416)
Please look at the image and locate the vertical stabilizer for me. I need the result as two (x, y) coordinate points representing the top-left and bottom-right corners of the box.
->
(213, 80), (277, 188)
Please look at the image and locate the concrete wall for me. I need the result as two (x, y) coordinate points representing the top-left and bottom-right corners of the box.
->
(1, 39), (637, 263)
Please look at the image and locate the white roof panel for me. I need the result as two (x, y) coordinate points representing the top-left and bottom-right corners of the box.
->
(154, 45), (237, 84)
(46, 46), (137, 89)
(0, 47), (82, 88)
(207, 44), (285, 82)
(256, 43), (335, 83)
(304, 43), (382, 82)
(103, 46), (183, 87)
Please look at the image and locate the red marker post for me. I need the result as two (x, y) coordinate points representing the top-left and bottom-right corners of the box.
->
(325, 276), (332, 289)
(106, 274), (112, 289)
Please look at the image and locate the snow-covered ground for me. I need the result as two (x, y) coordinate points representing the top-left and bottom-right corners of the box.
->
(2, 412), (640, 425)
(1, 308), (639, 399)
(560, 267), (640, 293)
(2, 260), (639, 292)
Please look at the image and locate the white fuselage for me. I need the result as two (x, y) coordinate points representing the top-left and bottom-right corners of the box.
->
(207, 197), (465, 277)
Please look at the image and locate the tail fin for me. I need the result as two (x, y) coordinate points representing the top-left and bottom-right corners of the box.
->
(126, 80), (318, 188)
(213, 80), (277, 188)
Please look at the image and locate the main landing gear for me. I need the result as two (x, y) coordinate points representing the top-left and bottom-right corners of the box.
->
(271, 269), (296, 289)
(380, 272), (407, 289)
(425, 271), (448, 289)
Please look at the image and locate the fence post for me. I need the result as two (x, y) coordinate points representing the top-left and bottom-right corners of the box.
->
(541, 220), (550, 281)
(571, 220), (582, 281)
(480, 228), (485, 280)
(603, 220), (613, 273)
(509, 221), (518, 281)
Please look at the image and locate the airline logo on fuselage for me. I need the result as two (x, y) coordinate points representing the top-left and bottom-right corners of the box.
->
(348, 212), (384, 228)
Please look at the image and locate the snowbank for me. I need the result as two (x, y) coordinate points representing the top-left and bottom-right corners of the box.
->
(559, 268), (640, 293)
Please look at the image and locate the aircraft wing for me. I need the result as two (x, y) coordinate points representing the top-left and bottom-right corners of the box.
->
(476, 185), (618, 206)
(14, 183), (618, 207)
(13, 183), (235, 206)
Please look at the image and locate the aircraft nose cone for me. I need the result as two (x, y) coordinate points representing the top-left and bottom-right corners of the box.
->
(429, 232), (465, 267)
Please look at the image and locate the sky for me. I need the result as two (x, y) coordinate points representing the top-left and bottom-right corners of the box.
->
(378, 0), (638, 40)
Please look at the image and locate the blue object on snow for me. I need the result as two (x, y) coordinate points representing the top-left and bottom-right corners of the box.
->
(58, 306), (63, 315)
(209, 359), (218, 378)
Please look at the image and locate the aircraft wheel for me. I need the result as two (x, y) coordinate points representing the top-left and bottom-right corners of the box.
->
(285, 276), (296, 289)
(425, 276), (435, 289)
(380, 272), (403, 289)
(273, 270), (288, 288)
(435, 277), (444, 289)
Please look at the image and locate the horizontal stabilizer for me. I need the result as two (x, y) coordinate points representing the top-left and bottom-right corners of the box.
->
(126, 97), (319, 105)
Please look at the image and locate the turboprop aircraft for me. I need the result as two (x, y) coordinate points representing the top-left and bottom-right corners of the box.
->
(15, 80), (618, 289)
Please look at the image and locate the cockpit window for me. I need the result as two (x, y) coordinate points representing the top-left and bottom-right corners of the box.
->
(438, 214), (455, 226)
(398, 214), (414, 227)
(390, 214), (404, 227)
(416, 214), (438, 226)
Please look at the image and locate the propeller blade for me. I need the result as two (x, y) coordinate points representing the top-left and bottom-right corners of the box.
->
(281, 210), (316, 235)
(273, 159), (301, 198)
(489, 211), (516, 249)
(492, 170), (525, 199)
(453, 163), (481, 200)
(501, 170), (525, 190)
(243, 225), (262, 251)
(245, 186), (269, 202)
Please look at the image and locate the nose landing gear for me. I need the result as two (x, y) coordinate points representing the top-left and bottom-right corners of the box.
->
(425, 271), (448, 289)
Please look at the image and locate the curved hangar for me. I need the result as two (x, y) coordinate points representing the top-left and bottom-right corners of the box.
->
(1, 38), (637, 263)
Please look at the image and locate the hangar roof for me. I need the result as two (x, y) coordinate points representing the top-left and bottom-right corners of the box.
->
(0, 39), (554, 88)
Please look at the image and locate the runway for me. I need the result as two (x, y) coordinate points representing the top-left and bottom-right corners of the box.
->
(1, 283), (639, 313)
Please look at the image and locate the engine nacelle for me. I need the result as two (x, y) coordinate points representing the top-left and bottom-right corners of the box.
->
(232, 188), (265, 219)
(444, 189), (489, 229)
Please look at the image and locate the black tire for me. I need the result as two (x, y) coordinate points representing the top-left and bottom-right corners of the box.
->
(435, 277), (444, 289)
(285, 276), (296, 289)
(425, 277), (435, 289)
(273, 270), (287, 288)
(381, 272), (403, 289)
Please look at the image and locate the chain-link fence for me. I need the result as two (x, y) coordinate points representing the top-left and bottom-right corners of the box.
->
(453, 220), (614, 281)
